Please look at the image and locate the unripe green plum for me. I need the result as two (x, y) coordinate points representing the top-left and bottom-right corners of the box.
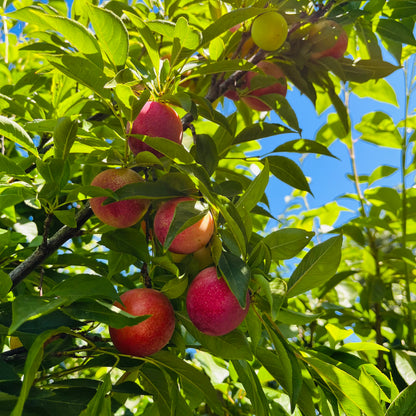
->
(154, 197), (215, 254)
(109, 288), (175, 357)
(186, 266), (250, 336)
(241, 60), (287, 112)
(90, 168), (150, 228)
(128, 101), (183, 158)
(309, 20), (348, 59)
(251, 11), (288, 51)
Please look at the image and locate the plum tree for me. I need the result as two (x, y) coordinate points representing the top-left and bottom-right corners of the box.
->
(153, 197), (215, 254)
(240, 60), (287, 111)
(90, 168), (150, 228)
(308, 20), (348, 59)
(251, 11), (288, 51)
(128, 101), (183, 157)
(3, 1), (410, 415)
(109, 288), (175, 357)
(186, 266), (250, 336)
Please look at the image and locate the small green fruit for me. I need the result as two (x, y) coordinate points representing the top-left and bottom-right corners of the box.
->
(251, 11), (288, 51)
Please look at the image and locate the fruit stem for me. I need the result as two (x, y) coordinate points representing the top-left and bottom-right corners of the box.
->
(142, 263), (152, 288)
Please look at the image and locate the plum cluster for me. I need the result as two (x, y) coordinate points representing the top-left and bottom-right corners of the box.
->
(89, 101), (250, 357)
(87, 11), (348, 358)
(226, 12), (348, 110)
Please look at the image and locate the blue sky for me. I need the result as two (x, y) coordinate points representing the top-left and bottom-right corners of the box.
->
(259, 58), (409, 231)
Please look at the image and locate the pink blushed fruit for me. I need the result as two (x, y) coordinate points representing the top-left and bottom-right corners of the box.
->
(128, 101), (183, 158)
(109, 288), (175, 357)
(309, 20), (348, 60)
(186, 266), (250, 336)
(241, 60), (287, 112)
(90, 168), (150, 228)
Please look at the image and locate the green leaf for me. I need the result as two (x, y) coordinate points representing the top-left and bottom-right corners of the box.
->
(87, 4), (128, 69)
(178, 312), (252, 360)
(9, 7), (103, 67)
(47, 275), (119, 301)
(277, 308), (321, 325)
(377, 18), (416, 46)
(364, 186), (401, 213)
(0, 154), (29, 178)
(114, 85), (149, 122)
(54, 208), (77, 227)
(171, 16), (200, 64)
(287, 235), (343, 298)
(191, 59), (255, 76)
(10, 296), (67, 334)
(53, 117), (78, 159)
(236, 160), (269, 214)
(193, 134), (218, 176)
(198, 188), (247, 256)
(385, 381), (416, 416)
(326, 323), (354, 346)
(0, 116), (38, 157)
(272, 139), (338, 158)
(340, 342), (389, 353)
(62, 299), (150, 328)
(174, 16), (200, 50)
(192, 96), (233, 134)
(201, 8), (265, 46)
(139, 365), (172, 415)
(209, 37), (225, 61)
(263, 156), (312, 194)
(255, 345), (293, 398)
(351, 79), (398, 106)
(140, 136), (194, 163)
(148, 350), (223, 415)
(264, 228), (314, 261)
(161, 275), (188, 299)
(0, 270), (12, 298)
(327, 86), (350, 134)
(164, 199), (209, 250)
(302, 354), (385, 416)
(79, 373), (112, 416)
(393, 350), (416, 385)
(218, 251), (250, 308)
(259, 94), (301, 133)
(316, 112), (349, 148)
(234, 122), (294, 145)
(368, 165), (398, 185)
(355, 111), (402, 148)
(124, 12), (160, 74)
(232, 360), (270, 416)
(47, 54), (111, 99)
(10, 327), (80, 416)
(107, 175), (194, 202)
(341, 58), (400, 82)
(100, 228), (149, 262)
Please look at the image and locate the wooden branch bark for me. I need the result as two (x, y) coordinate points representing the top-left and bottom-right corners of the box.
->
(10, 204), (93, 288)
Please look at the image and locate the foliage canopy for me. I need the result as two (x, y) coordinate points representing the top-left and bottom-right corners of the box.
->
(1, 0), (416, 415)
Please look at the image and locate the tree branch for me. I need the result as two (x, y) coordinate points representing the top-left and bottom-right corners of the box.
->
(9, 203), (93, 289)
(181, 49), (267, 130)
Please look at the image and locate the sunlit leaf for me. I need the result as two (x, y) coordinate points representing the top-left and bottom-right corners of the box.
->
(0, 116), (38, 157)
(87, 4), (129, 68)
(287, 235), (343, 298)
